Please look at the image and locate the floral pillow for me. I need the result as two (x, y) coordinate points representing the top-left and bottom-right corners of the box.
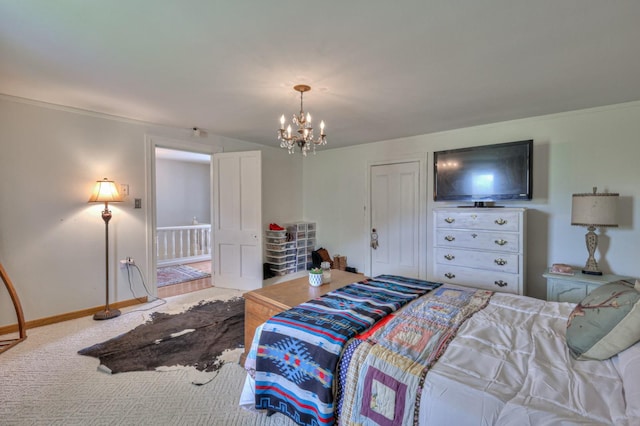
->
(566, 280), (640, 360)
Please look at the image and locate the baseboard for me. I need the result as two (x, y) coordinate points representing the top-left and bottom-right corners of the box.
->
(0, 297), (148, 335)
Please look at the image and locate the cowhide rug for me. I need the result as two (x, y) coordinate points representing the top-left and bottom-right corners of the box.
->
(78, 297), (244, 385)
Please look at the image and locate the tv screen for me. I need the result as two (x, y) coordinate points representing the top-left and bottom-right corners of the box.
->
(433, 140), (533, 205)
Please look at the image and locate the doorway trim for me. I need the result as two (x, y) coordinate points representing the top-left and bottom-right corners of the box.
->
(144, 135), (222, 294)
(365, 153), (428, 279)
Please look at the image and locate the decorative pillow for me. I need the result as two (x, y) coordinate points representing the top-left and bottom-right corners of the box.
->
(566, 280), (640, 360)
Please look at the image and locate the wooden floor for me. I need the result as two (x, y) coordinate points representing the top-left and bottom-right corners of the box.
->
(157, 261), (213, 298)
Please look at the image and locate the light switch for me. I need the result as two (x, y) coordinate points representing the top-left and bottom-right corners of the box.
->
(134, 198), (142, 209)
(120, 184), (129, 196)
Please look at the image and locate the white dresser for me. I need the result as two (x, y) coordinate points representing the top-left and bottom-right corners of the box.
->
(433, 207), (527, 295)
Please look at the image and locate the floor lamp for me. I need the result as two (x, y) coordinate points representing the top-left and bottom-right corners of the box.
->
(571, 187), (619, 275)
(89, 178), (123, 320)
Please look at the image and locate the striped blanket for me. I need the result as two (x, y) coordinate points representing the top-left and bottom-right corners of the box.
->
(254, 275), (442, 426)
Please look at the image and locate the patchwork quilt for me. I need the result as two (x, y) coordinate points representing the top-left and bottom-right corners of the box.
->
(337, 286), (493, 426)
(254, 275), (442, 426)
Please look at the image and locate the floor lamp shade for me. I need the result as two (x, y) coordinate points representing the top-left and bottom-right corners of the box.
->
(88, 178), (123, 320)
(571, 187), (619, 275)
(89, 178), (123, 204)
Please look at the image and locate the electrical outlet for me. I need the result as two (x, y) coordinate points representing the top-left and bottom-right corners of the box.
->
(119, 257), (135, 268)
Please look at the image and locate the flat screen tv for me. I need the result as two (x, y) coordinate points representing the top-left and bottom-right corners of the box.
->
(433, 139), (533, 206)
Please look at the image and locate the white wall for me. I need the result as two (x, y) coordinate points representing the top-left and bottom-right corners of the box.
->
(303, 101), (640, 300)
(3, 94), (638, 326)
(156, 158), (210, 227)
(0, 96), (302, 326)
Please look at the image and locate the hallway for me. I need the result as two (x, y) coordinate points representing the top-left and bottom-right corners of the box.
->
(157, 260), (212, 298)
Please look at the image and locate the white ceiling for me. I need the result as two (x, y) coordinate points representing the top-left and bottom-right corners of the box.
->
(2, 1), (640, 150)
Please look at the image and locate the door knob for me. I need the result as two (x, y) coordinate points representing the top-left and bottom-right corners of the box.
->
(370, 228), (379, 250)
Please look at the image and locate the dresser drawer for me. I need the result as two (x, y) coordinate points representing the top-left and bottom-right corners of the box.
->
(434, 247), (520, 274)
(435, 209), (520, 232)
(434, 264), (521, 295)
(435, 229), (520, 253)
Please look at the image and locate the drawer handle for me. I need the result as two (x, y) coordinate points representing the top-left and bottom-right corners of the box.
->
(494, 258), (507, 266)
(444, 254), (455, 261)
(495, 218), (507, 225)
(444, 217), (455, 224)
(444, 235), (455, 242)
(445, 273), (456, 279)
(471, 233), (478, 238)
(494, 280), (508, 287)
(494, 239), (507, 246)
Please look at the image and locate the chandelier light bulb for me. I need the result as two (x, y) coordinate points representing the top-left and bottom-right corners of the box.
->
(280, 115), (285, 130)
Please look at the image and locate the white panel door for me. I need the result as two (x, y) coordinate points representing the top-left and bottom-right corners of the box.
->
(370, 162), (420, 278)
(212, 151), (262, 290)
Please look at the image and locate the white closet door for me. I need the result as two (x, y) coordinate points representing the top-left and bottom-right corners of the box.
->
(212, 151), (262, 290)
(370, 162), (420, 278)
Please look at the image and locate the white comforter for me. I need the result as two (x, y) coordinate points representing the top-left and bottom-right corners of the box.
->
(420, 293), (640, 426)
(241, 292), (640, 425)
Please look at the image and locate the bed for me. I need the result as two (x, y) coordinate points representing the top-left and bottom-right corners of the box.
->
(239, 275), (640, 426)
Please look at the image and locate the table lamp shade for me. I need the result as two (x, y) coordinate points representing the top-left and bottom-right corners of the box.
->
(571, 192), (618, 227)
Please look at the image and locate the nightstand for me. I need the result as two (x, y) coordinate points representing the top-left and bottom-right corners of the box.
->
(544, 269), (632, 303)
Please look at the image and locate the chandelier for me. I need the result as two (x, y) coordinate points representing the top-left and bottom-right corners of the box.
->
(278, 84), (327, 156)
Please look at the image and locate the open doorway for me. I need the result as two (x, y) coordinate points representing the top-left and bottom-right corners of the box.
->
(155, 147), (213, 297)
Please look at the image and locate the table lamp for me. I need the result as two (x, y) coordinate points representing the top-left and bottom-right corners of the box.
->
(571, 187), (619, 275)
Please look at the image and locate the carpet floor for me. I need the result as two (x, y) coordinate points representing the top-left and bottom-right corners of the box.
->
(0, 287), (295, 426)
